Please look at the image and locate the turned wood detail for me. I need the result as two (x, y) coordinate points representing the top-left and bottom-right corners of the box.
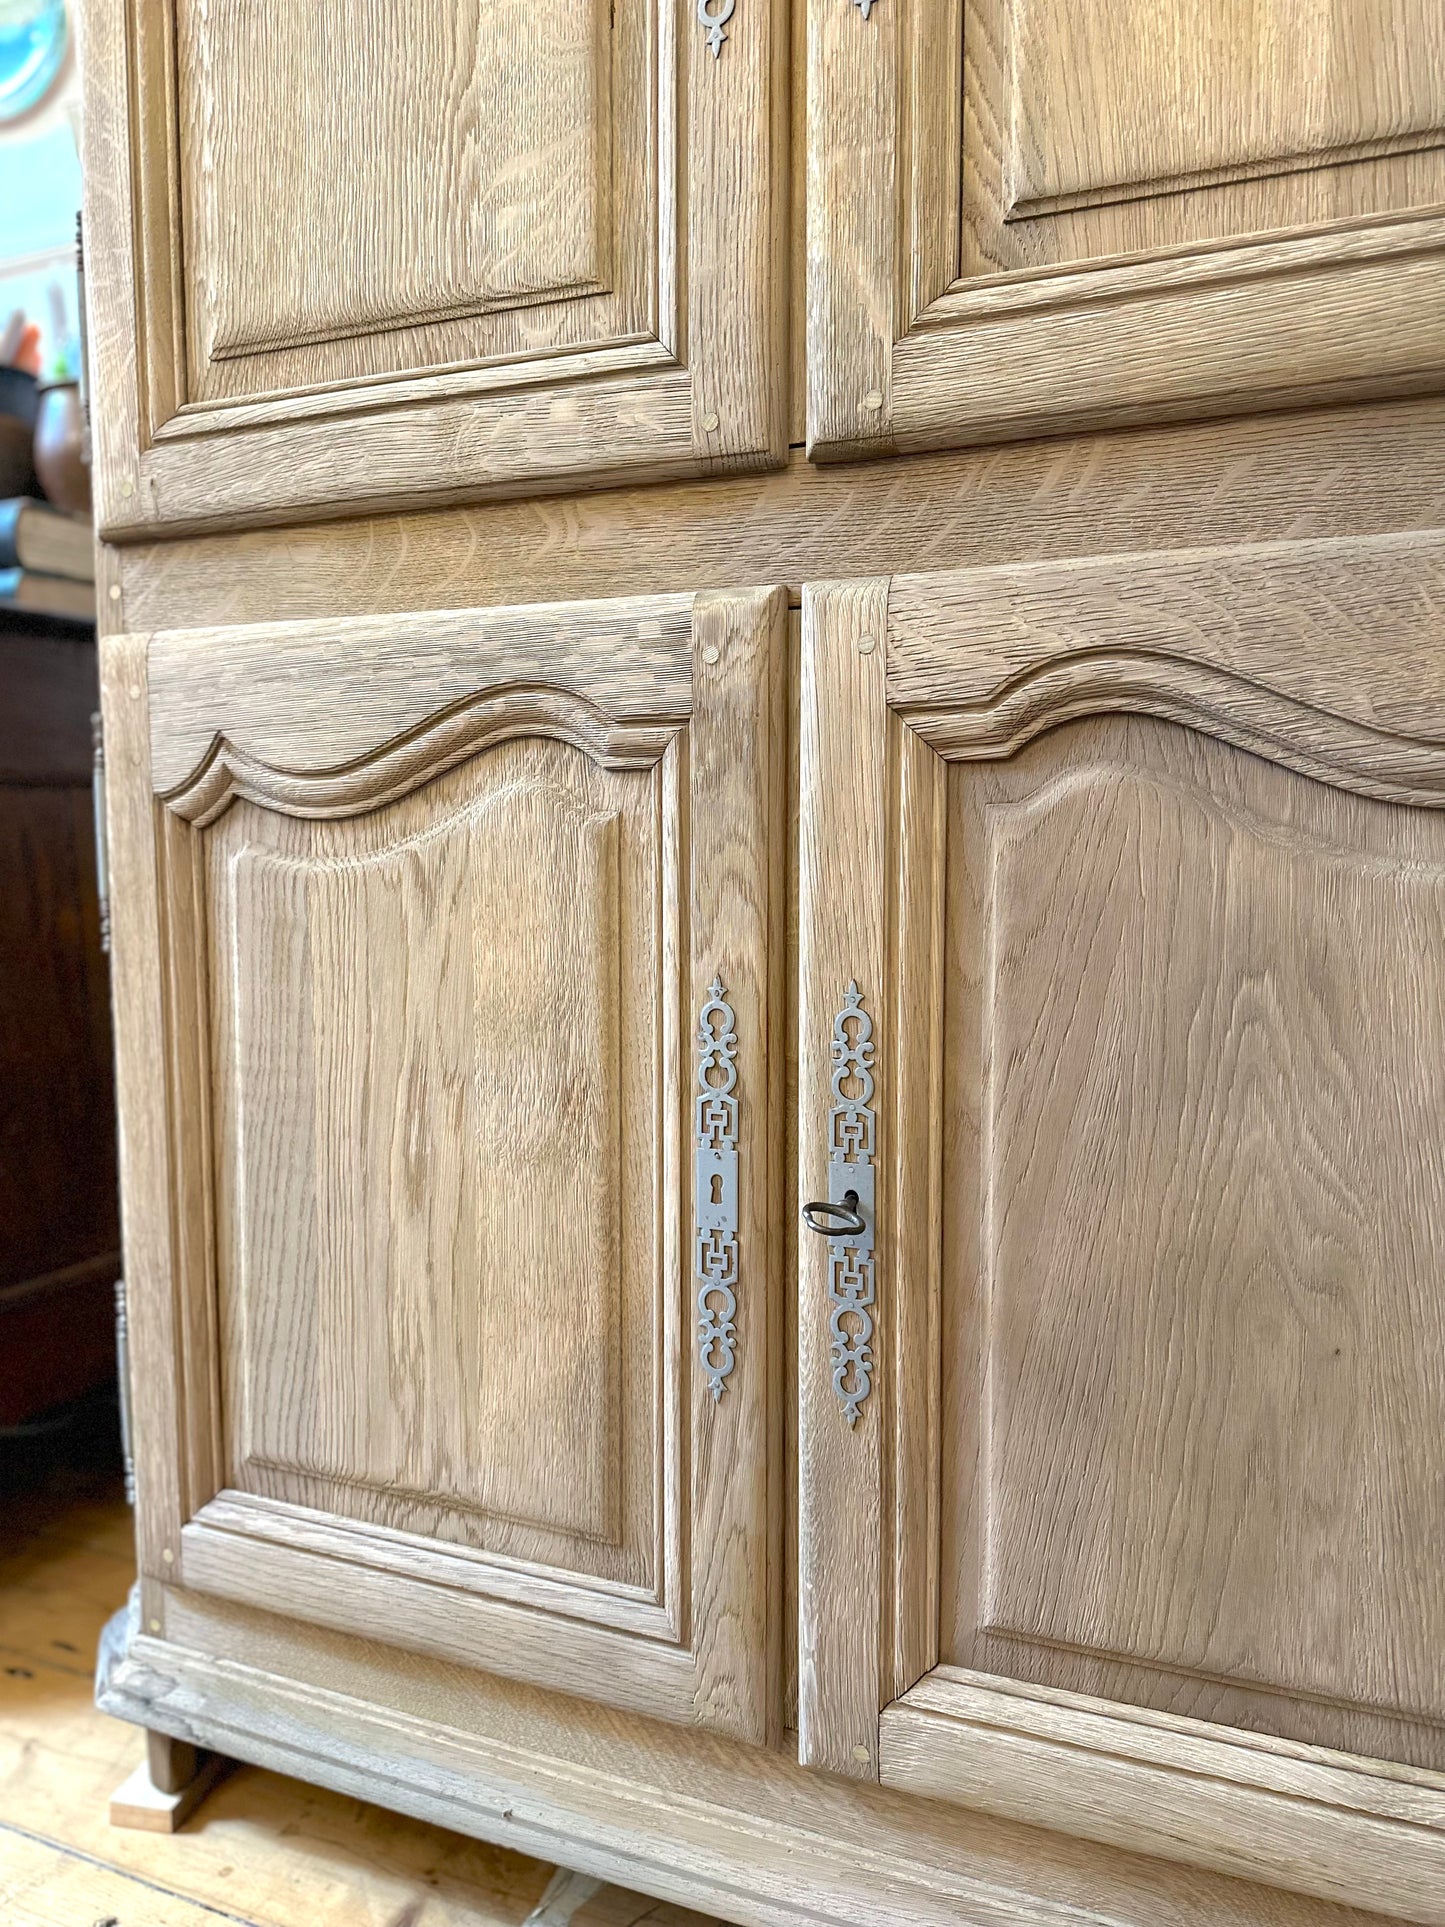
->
(161, 686), (684, 825)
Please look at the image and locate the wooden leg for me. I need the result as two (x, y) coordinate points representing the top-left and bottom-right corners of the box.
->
(109, 1729), (230, 1832)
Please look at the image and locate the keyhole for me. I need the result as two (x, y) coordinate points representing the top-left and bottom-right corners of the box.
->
(710, 1174), (723, 1204)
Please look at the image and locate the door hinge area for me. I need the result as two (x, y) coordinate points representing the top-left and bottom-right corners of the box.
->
(91, 711), (110, 955)
(115, 1274), (135, 1506)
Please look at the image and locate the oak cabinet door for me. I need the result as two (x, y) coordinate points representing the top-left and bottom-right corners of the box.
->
(103, 587), (786, 1745)
(796, 545), (1445, 1918)
(83, 0), (785, 538)
(807, 0), (1445, 460)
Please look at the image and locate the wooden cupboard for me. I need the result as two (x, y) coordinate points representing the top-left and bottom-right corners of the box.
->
(85, 0), (1445, 1922)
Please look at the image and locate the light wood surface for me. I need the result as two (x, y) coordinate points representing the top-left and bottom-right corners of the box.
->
(78, 0), (1445, 1911)
(183, 0), (613, 371)
(883, 1670), (1445, 1926)
(967, 0), (1445, 267)
(795, 553), (1445, 1919)
(945, 719), (1445, 1755)
(807, 0), (1445, 459)
(0, 1479), (723, 1925)
(96, 1576), (1398, 1927)
(109, 588), (786, 1745)
(99, 399), (1445, 640)
(794, 576), (890, 1779)
(80, 0), (787, 536)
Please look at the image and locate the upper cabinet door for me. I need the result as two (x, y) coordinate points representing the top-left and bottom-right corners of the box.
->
(83, 0), (786, 538)
(795, 542), (1445, 1921)
(102, 587), (786, 1745)
(807, 0), (1445, 460)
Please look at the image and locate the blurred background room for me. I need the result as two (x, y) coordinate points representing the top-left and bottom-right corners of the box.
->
(0, 0), (116, 1505)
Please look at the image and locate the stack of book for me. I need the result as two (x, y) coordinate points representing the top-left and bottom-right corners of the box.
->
(0, 498), (95, 622)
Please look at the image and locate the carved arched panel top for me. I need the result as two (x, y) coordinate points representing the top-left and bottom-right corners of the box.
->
(887, 535), (1445, 809)
(165, 685), (682, 826)
(902, 648), (1445, 809)
(145, 594), (694, 799)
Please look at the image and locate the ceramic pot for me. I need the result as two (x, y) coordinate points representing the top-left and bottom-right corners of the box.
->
(33, 380), (90, 516)
(0, 367), (39, 498)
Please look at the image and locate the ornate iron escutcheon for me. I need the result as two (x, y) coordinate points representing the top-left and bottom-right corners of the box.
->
(695, 978), (740, 1400)
(697, 0), (736, 58)
(825, 982), (876, 1425)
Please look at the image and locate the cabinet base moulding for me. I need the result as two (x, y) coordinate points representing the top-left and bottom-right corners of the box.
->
(96, 1597), (1411, 1927)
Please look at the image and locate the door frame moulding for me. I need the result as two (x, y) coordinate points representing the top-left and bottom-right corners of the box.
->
(795, 530), (1445, 1923)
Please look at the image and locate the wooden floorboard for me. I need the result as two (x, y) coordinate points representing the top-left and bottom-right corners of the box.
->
(0, 1470), (722, 1927)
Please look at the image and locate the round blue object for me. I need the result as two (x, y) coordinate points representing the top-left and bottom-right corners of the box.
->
(0, 0), (69, 125)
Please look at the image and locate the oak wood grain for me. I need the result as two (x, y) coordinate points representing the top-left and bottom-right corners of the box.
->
(147, 597), (694, 801)
(100, 1583), (1402, 1927)
(796, 576), (890, 1779)
(184, 0), (610, 363)
(116, 589), (784, 1747)
(208, 749), (648, 1574)
(967, 0), (1445, 270)
(0, 1488), (724, 1927)
(808, 0), (1445, 457)
(81, 0), (786, 536)
(888, 531), (1445, 804)
(105, 401), (1445, 640)
(98, 633), (178, 1636)
(789, 555), (1445, 1918)
(883, 1670), (1445, 1925)
(942, 716), (1445, 1766)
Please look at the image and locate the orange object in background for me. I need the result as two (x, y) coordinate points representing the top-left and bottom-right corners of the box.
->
(0, 313), (41, 375)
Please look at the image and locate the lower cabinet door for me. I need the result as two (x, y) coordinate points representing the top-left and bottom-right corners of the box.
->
(796, 544), (1445, 1918)
(104, 586), (786, 1744)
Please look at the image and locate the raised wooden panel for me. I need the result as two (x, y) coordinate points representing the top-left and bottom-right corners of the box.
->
(102, 589), (786, 1743)
(972, 0), (1445, 274)
(212, 745), (652, 1575)
(807, 0), (1445, 456)
(1005, 0), (1443, 211)
(188, 0), (609, 364)
(81, 0), (786, 534)
(942, 716), (1445, 1763)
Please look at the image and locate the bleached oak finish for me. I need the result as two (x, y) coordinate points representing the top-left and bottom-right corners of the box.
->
(795, 578), (889, 1779)
(795, 546), (1445, 1920)
(97, 1586), (1400, 1927)
(1, 1492), (734, 1926)
(104, 588), (786, 1745)
(795, 581), (944, 1780)
(83, 0), (1445, 1907)
(99, 401), (1445, 641)
(80, 0), (786, 537)
(807, 0), (1445, 458)
(882, 1672), (1445, 1927)
(99, 633), (177, 1645)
